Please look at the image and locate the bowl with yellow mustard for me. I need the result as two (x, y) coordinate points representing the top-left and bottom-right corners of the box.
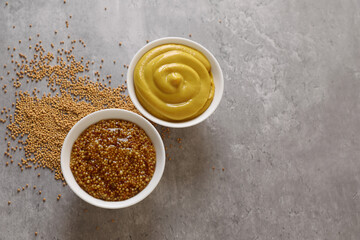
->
(127, 37), (224, 128)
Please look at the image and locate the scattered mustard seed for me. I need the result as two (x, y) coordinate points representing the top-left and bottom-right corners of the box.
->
(1, 37), (169, 184)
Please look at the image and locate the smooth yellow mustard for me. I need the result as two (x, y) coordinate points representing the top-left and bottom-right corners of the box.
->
(134, 44), (215, 122)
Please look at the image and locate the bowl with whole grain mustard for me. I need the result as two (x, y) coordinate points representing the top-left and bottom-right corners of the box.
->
(127, 37), (224, 128)
(61, 109), (165, 209)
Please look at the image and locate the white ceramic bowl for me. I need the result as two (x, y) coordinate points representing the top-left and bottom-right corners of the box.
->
(61, 109), (165, 209)
(127, 37), (224, 128)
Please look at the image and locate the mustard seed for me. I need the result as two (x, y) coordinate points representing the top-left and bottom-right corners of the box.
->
(3, 39), (161, 183)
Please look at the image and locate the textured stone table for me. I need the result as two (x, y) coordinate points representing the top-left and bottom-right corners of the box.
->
(0, 0), (359, 239)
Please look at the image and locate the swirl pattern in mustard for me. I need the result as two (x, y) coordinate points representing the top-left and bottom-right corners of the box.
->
(134, 44), (215, 122)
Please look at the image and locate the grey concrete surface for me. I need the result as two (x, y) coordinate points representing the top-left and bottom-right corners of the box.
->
(0, 0), (360, 239)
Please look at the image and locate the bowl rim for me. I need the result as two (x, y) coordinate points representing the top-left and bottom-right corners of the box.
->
(127, 37), (224, 128)
(60, 109), (166, 209)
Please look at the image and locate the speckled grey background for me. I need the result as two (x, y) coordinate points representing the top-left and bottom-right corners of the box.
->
(0, 0), (360, 239)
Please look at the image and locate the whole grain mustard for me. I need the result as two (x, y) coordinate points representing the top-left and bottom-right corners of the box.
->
(134, 44), (215, 122)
